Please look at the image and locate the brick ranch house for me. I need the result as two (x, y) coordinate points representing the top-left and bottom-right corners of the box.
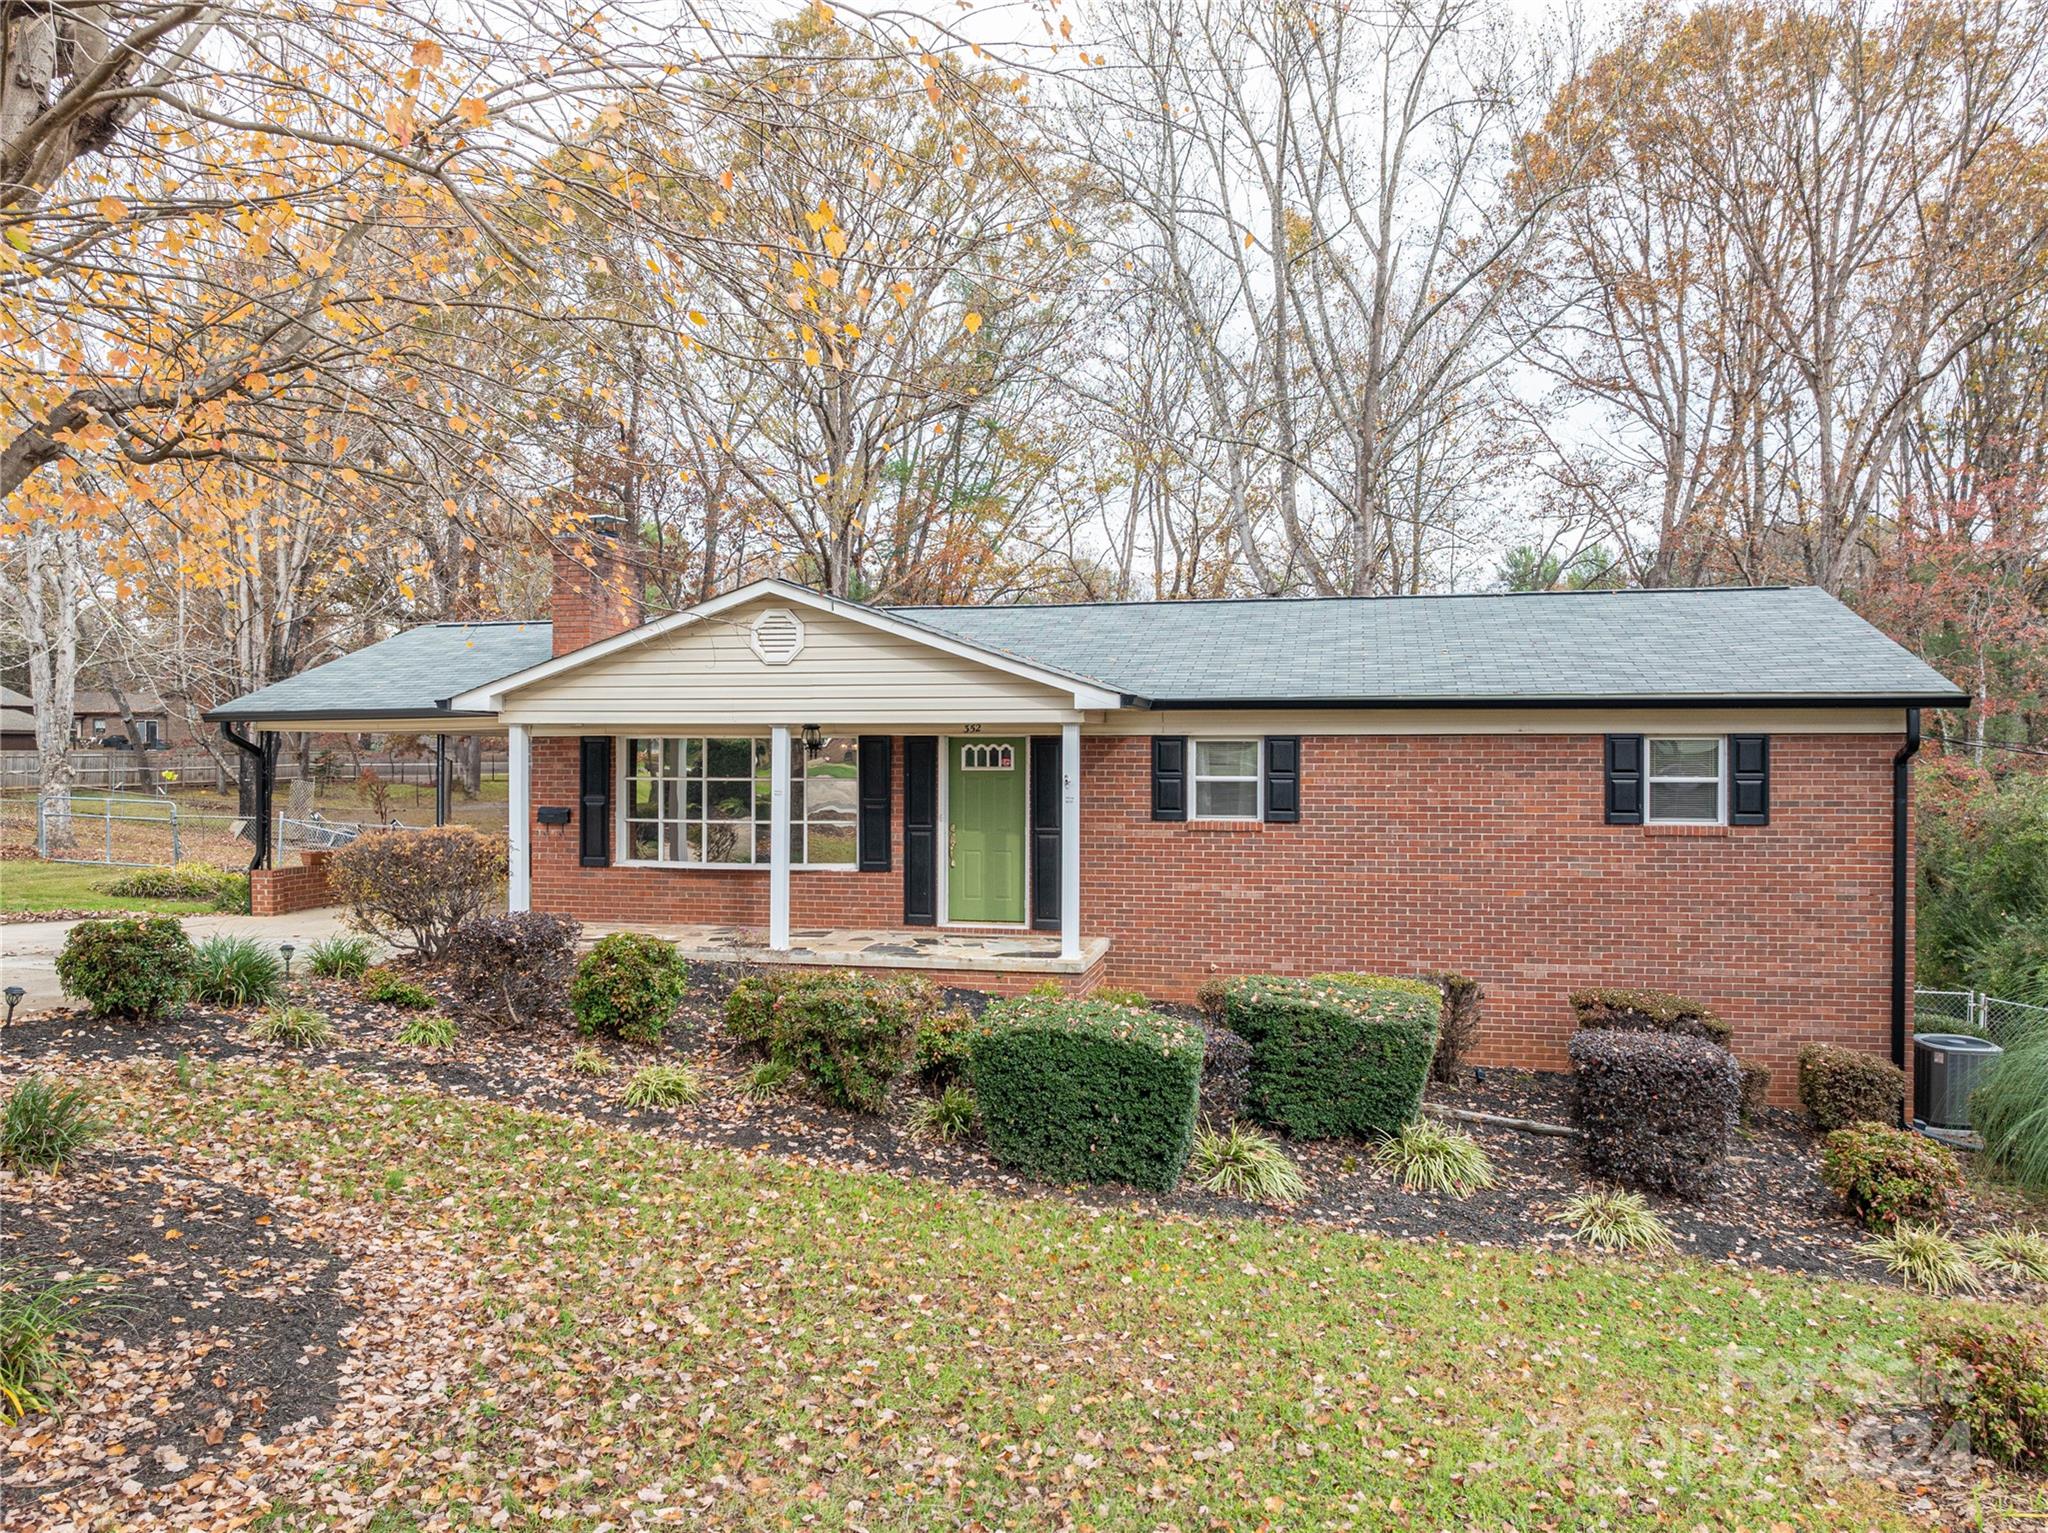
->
(209, 534), (1965, 1100)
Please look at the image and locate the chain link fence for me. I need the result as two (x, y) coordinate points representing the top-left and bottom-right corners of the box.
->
(1914, 986), (2047, 1049)
(32, 791), (250, 867)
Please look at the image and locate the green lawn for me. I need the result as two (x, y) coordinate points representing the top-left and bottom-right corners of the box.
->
(76, 1060), (1977, 1530)
(0, 858), (219, 915)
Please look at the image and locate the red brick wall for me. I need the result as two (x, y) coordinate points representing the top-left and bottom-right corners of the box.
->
(525, 731), (1909, 1099)
(250, 850), (334, 916)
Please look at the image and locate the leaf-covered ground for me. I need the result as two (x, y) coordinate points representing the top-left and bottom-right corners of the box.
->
(9, 1057), (2041, 1530)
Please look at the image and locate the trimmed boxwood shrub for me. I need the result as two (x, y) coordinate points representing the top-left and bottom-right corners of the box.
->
(54, 916), (194, 1020)
(1820, 1122), (1962, 1230)
(1569, 1029), (1740, 1199)
(1920, 1311), (2048, 1470)
(1796, 1044), (1904, 1131)
(1219, 974), (1439, 1141)
(970, 994), (1203, 1190)
(571, 933), (688, 1043)
(445, 912), (581, 1027)
(766, 970), (927, 1112)
(1570, 986), (1731, 1047)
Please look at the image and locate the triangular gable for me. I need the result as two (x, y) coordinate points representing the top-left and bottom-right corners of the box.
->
(450, 580), (1128, 726)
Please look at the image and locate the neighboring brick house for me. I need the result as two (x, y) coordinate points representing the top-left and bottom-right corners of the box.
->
(210, 532), (1964, 1097)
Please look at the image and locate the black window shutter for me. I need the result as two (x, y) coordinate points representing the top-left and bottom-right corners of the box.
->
(1729, 734), (1770, 825)
(1263, 736), (1301, 823)
(1029, 737), (1062, 931)
(1604, 734), (1645, 825)
(903, 736), (938, 925)
(1151, 736), (1187, 821)
(857, 735), (893, 870)
(578, 736), (612, 866)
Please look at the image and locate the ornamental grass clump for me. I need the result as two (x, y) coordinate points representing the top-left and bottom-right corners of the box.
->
(971, 994), (1204, 1191)
(1570, 1029), (1739, 1199)
(741, 1058), (795, 1100)
(567, 1047), (615, 1078)
(1856, 1224), (1982, 1294)
(572, 933), (688, 1043)
(623, 1063), (702, 1110)
(1973, 1031), (2048, 1196)
(1820, 1122), (1962, 1230)
(1552, 1188), (1677, 1254)
(395, 1012), (458, 1048)
(907, 1086), (979, 1142)
(1187, 1124), (1307, 1206)
(0, 1266), (112, 1425)
(1374, 1118), (1496, 1196)
(1796, 1044), (1905, 1132)
(187, 934), (284, 1007)
(1219, 974), (1439, 1141)
(1965, 1229), (2048, 1284)
(54, 915), (193, 1020)
(247, 1004), (337, 1048)
(0, 1078), (100, 1172)
(307, 934), (375, 979)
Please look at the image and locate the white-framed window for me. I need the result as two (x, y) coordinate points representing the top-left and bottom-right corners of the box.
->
(618, 734), (860, 868)
(1646, 736), (1724, 825)
(1191, 738), (1261, 821)
(137, 719), (160, 746)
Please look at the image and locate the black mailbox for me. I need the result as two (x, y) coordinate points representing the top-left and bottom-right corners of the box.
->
(535, 806), (572, 827)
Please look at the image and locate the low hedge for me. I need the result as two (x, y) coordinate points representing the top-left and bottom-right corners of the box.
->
(96, 864), (250, 913)
(1820, 1122), (1962, 1230)
(1796, 1044), (1904, 1131)
(54, 916), (194, 1020)
(1920, 1311), (2048, 1470)
(571, 932), (688, 1043)
(1569, 1029), (1740, 1199)
(970, 995), (1204, 1190)
(1570, 987), (1731, 1047)
(1219, 974), (1440, 1140)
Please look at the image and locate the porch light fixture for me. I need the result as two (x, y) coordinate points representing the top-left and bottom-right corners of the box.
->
(801, 724), (824, 758)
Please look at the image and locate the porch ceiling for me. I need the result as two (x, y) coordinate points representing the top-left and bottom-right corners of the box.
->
(580, 922), (1109, 976)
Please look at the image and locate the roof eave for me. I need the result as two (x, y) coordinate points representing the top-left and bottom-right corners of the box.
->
(202, 706), (502, 725)
(1137, 693), (1971, 711)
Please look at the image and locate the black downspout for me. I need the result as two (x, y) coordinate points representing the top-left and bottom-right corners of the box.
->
(434, 733), (450, 827)
(1891, 707), (1921, 1074)
(221, 722), (274, 871)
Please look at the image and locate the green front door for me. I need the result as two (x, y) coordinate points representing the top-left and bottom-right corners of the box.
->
(947, 737), (1027, 924)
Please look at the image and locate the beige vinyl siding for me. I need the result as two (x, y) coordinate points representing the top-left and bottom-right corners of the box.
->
(499, 601), (1082, 727)
(1082, 706), (1906, 736)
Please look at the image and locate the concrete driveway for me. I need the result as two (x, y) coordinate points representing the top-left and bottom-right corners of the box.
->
(1, 908), (361, 1016)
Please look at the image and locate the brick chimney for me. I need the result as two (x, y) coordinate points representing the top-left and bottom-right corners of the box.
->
(550, 513), (640, 656)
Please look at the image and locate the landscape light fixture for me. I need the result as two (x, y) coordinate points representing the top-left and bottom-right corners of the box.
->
(801, 724), (824, 758)
(280, 943), (295, 979)
(3, 986), (22, 1024)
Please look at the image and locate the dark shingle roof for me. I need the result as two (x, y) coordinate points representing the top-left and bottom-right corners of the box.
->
(206, 622), (554, 723)
(889, 586), (1964, 707)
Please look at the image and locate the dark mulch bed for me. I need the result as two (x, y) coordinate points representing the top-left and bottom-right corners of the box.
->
(0, 1148), (352, 1501)
(5, 964), (2042, 1296)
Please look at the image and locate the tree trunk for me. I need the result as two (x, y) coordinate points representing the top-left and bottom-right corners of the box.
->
(14, 524), (84, 850)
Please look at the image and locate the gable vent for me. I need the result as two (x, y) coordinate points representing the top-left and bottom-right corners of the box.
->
(748, 607), (806, 665)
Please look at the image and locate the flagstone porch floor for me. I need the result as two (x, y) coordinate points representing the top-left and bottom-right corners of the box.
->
(581, 922), (1110, 976)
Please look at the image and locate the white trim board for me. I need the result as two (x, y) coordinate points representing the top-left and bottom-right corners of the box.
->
(1080, 706), (1908, 736)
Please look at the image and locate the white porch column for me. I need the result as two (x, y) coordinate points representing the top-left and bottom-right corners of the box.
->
(507, 724), (532, 912)
(1060, 721), (1081, 960)
(769, 725), (792, 951)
